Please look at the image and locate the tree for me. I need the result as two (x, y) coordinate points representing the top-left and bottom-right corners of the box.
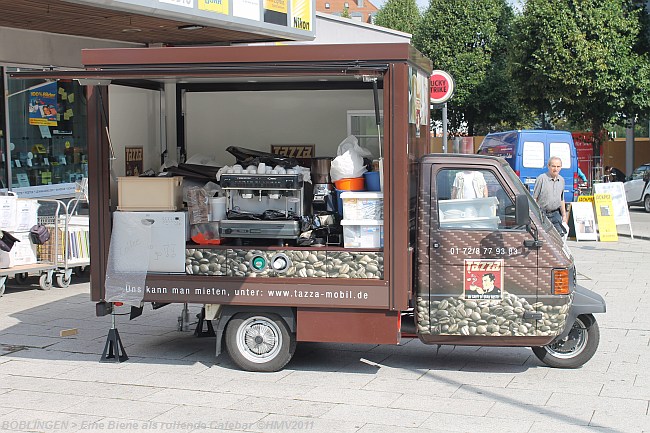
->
(374, 0), (421, 35)
(341, 6), (351, 19)
(412, 0), (518, 135)
(510, 0), (650, 157)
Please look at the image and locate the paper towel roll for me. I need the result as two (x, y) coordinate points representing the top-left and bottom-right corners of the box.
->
(210, 197), (227, 221)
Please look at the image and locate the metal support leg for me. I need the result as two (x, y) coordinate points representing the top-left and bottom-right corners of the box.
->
(194, 307), (215, 338)
(100, 307), (128, 362)
(178, 303), (191, 332)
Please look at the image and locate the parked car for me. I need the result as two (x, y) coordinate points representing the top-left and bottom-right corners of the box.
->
(624, 163), (650, 212)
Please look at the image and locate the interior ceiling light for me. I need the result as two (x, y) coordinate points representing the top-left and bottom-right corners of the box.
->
(178, 24), (204, 30)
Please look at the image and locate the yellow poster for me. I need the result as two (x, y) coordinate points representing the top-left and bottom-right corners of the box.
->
(291, 0), (311, 31)
(265, 0), (287, 13)
(577, 195), (594, 204)
(593, 193), (618, 242)
(199, 0), (229, 15)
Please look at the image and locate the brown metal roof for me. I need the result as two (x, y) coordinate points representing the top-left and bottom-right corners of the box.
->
(0, 0), (283, 45)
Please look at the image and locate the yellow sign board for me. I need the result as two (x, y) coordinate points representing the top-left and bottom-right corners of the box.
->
(593, 193), (618, 242)
(265, 0), (287, 13)
(291, 0), (311, 31)
(199, 0), (229, 15)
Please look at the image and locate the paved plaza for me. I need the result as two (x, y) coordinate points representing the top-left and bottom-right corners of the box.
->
(0, 213), (648, 433)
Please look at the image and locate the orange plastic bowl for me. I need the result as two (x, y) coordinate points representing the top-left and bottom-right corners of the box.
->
(334, 177), (365, 191)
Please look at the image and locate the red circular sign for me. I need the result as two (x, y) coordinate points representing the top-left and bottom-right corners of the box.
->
(430, 70), (454, 104)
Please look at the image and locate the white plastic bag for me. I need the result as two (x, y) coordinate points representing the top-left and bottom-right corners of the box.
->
(330, 135), (370, 181)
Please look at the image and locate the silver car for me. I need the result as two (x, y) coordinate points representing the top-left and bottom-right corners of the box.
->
(624, 163), (650, 212)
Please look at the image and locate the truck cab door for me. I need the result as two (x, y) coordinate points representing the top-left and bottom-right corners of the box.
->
(419, 166), (540, 341)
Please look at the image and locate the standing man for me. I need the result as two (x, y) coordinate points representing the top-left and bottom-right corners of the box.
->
(533, 156), (568, 237)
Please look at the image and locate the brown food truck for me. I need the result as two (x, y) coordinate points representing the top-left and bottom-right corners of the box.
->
(10, 43), (605, 371)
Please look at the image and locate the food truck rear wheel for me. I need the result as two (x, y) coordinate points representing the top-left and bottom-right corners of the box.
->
(225, 313), (296, 372)
(532, 315), (599, 368)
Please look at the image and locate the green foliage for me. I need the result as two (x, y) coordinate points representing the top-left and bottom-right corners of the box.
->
(375, 0), (421, 35)
(510, 0), (650, 154)
(413, 0), (522, 134)
(341, 6), (351, 18)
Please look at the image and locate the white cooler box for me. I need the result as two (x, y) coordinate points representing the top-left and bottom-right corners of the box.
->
(112, 211), (188, 273)
(339, 191), (383, 220)
(341, 220), (383, 248)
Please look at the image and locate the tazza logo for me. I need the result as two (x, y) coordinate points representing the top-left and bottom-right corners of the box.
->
(465, 260), (502, 272)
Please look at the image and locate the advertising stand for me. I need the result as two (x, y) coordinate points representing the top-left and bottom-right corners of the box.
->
(9, 43), (606, 371)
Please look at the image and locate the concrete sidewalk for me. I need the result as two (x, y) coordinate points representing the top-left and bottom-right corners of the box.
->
(0, 237), (649, 433)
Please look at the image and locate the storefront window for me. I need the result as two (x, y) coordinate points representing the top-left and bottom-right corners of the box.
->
(5, 70), (87, 198)
(0, 67), (7, 189)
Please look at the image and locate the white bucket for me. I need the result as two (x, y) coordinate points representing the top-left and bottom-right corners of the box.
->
(209, 197), (227, 221)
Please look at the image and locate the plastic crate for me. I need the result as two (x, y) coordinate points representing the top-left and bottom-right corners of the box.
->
(117, 176), (183, 211)
(341, 219), (383, 248)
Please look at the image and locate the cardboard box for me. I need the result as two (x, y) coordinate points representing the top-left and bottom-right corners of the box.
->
(15, 199), (39, 232)
(0, 231), (38, 268)
(117, 176), (183, 211)
(0, 193), (17, 231)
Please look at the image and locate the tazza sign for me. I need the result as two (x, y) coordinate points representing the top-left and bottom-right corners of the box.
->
(430, 70), (454, 104)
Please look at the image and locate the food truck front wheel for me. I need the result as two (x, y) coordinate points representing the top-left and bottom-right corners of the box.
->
(532, 314), (599, 368)
(225, 312), (296, 372)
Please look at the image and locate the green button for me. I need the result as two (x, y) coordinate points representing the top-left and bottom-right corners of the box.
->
(251, 256), (266, 271)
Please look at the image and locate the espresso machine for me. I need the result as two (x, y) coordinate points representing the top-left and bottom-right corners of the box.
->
(219, 169), (309, 242)
(311, 157), (336, 213)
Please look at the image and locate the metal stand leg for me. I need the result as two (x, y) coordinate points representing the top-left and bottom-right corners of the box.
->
(194, 307), (215, 338)
(100, 308), (128, 362)
(178, 303), (191, 332)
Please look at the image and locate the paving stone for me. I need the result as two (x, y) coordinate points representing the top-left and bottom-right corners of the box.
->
(418, 412), (533, 433)
(225, 396), (335, 418)
(298, 386), (400, 407)
(321, 403), (429, 428)
(0, 390), (85, 412)
(63, 396), (177, 421)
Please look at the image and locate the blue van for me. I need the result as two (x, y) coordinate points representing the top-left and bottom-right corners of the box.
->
(477, 130), (579, 202)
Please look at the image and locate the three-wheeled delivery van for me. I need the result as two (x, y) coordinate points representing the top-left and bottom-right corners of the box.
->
(10, 43), (605, 371)
(478, 130), (579, 203)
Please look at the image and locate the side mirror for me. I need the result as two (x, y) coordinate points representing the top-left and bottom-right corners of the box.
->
(515, 194), (531, 227)
(643, 172), (650, 182)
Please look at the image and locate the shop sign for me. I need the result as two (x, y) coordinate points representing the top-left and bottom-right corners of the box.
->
(28, 82), (58, 127)
(570, 201), (598, 241)
(593, 193), (618, 242)
(125, 146), (144, 177)
(271, 144), (314, 167)
(430, 70), (454, 104)
(3, 183), (77, 199)
(71, 0), (315, 39)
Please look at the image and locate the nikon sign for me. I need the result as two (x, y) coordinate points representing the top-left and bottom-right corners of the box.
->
(68, 0), (315, 40)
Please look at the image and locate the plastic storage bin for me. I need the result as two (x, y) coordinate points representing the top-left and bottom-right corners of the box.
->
(363, 171), (381, 191)
(340, 191), (383, 220)
(117, 176), (184, 211)
(341, 219), (383, 248)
